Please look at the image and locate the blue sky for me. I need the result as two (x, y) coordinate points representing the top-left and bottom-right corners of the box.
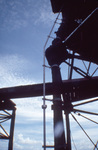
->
(0, 0), (98, 150)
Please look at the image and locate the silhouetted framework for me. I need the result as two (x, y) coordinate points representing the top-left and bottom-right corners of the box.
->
(43, 7), (98, 150)
(94, 141), (98, 150)
(0, 99), (16, 150)
(0, 76), (98, 150)
(0, 7), (98, 150)
(0, 77), (98, 100)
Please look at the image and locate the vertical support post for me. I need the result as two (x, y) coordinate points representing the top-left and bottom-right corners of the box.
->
(65, 52), (74, 150)
(8, 108), (16, 150)
(51, 65), (66, 150)
(69, 51), (74, 80)
(63, 93), (72, 150)
(65, 113), (71, 150)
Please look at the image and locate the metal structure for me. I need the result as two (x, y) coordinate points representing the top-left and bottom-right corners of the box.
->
(42, 7), (98, 150)
(0, 99), (16, 150)
(94, 141), (98, 150)
(0, 7), (98, 150)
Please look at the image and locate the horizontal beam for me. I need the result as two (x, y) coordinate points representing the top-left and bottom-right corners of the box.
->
(0, 77), (98, 102)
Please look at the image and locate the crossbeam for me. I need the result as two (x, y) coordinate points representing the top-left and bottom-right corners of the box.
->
(0, 77), (98, 102)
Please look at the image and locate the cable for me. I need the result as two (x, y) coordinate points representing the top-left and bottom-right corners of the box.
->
(71, 113), (96, 148)
(76, 113), (98, 124)
(71, 134), (78, 150)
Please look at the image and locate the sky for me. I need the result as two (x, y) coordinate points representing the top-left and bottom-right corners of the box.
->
(0, 0), (98, 150)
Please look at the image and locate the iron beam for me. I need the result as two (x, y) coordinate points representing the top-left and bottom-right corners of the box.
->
(0, 77), (98, 102)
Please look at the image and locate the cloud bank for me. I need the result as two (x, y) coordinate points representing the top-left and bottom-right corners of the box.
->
(0, 0), (55, 31)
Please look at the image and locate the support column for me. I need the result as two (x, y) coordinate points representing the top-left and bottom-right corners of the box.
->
(8, 107), (16, 150)
(63, 94), (72, 150)
(0, 99), (16, 150)
(65, 113), (71, 150)
(51, 65), (66, 150)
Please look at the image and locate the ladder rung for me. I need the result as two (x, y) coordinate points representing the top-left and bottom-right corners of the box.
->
(42, 144), (66, 148)
(48, 35), (55, 39)
(42, 145), (54, 148)
(42, 98), (53, 102)
(43, 64), (51, 68)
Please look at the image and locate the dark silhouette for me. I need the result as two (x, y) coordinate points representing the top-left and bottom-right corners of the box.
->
(46, 0), (98, 66)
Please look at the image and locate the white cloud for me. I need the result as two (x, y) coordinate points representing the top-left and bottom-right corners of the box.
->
(14, 133), (42, 150)
(14, 98), (43, 122)
(14, 143), (23, 150)
(34, 3), (56, 25)
(0, 54), (27, 72)
(0, 54), (35, 87)
(17, 134), (35, 144)
(0, 0), (56, 31)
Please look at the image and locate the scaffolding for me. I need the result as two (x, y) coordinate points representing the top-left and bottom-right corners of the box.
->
(0, 99), (16, 150)
(42, 7), (98, 150)
(0, 6), (98, 150)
